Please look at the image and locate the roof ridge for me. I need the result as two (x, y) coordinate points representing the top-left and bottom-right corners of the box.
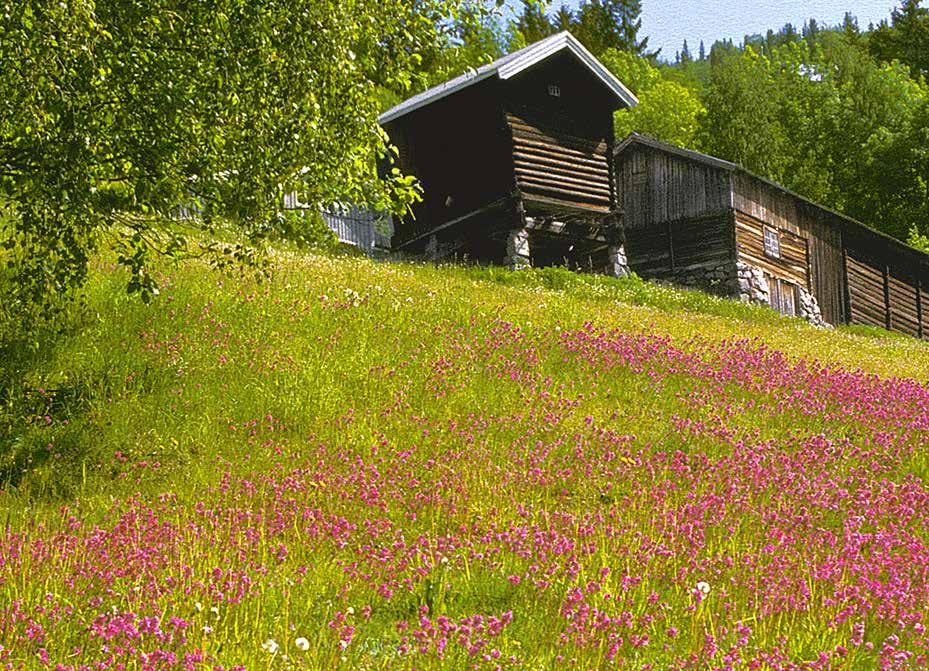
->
(378, 31), (636, 125)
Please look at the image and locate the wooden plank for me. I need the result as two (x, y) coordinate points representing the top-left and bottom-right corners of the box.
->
(515, 166), (612, 196)
(517, 179), (611, 202)
(918, 276), (923, 340)
(511, 133), (607, 163)
(393, 197), (511, 250)
(521, 191), (612, 214)
(516, 146), (608, 171)
(513, 153), (609, 179)
(507, 116), (608, 153)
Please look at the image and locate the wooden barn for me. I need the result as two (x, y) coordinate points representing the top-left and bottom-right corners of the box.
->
(615, 132), (929, 336)
(379, 32), (637, 274)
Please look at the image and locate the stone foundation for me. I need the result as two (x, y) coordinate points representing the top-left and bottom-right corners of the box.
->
(607, 244), (630, 278)
(736, 262), (770, 305)
(505, 228), (531, 270)
(658, 260), (740, 297)
(798, 286), (827, 327)
(735, 261), (827, 327)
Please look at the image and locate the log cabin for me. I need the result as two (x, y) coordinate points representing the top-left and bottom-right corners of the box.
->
(615, 132), (929, 337)
(379, 32), (637, 274)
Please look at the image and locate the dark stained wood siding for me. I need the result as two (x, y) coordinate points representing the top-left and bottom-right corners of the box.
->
(618, 146), (732, 230)
(734, 211), (809, 289)
(624, 212), (735, 291)
(502, 52), (619, 215)
(844, 224), (929, 339)
(798, 205), (846, 328)
(384, 79), (513, 246)
(386, 49), (624, 249)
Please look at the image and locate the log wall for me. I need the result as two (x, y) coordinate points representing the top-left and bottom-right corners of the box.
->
(506, 111), (612, 213)
(624, 212), (736, 295)
(734, 211), (809, 290)
(619, 146), (731, 230)
(731, 173), (845, 325)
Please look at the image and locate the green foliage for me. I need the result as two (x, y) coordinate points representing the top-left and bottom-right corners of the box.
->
(417, 2), (509, 89)
(270, 210), (339, 249)
(601, 49), (704, 148)
(512, 0), (556, 45)
(907, 223), (929, 254)
(568, 0), (650, 56)
(0, 0), (460, 322)
(698, 34), (929, 241)
(870, 0), (929, 79)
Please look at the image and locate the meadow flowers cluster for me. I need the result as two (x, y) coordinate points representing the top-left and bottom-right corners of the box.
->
(4, 255), (929, 669)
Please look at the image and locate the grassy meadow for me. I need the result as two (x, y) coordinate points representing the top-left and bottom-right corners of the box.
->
(3, 244), (929, 669)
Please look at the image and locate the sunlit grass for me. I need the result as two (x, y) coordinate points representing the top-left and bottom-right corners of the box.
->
(2, 246), (929, 669)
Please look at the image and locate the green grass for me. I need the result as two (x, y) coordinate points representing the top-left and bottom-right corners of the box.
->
(3, 246), (927, 500)
(2, 244), (929, 669)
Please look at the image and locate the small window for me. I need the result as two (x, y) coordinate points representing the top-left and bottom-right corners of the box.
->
(548, 84), (561, 97)
(763, 226), (781, 259)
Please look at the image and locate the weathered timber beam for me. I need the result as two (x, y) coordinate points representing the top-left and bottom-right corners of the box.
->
(393, 197), (511, 250)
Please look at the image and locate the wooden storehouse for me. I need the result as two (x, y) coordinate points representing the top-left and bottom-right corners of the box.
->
(379, 32), (637, 273)
(615, 132), (929, 336)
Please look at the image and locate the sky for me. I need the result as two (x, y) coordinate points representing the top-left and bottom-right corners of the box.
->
(512, 0), (902, 60)
(640, 0), (898, 58)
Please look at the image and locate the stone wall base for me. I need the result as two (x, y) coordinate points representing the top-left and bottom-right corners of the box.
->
(736, 262), (770, 304)
(735, 261), (828, 327)
(506, 228), (531, 271)
(607, 244), (630, 278)
(798, 286), (827, 327)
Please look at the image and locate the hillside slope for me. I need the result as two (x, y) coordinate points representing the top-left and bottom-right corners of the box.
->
(3, 248), (929, 669)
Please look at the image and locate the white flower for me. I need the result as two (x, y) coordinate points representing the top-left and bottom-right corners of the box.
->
(262, 639), (279, 654)
(696, 581), (711, 596)
(295, 637), (310, 651)
(210, 606), (220, 618)
(346, 606), (355, 616)
(202, 625), (214, 635)
(194, 602), (203, 612)
(339, 640), (349, 650)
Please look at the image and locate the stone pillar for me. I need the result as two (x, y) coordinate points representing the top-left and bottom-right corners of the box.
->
(607, 243), (630, 278)
(736, 262), (770, 305)
(506, 228), (531, 270)
(798, 286), (828, 327)
(424, 234), (438, 262)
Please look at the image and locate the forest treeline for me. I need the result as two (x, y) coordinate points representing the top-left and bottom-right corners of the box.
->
(0, 0), (926, 324)
(395, 0), (929, 248)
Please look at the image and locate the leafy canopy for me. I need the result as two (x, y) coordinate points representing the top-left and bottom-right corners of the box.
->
(601, 49), (704, 148)
(0, 0), (462, 315)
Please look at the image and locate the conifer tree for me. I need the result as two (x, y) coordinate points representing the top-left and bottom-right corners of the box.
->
(870, 0), (929, 78)
(573, 0), (650, 56)
(514, 0), (554, 44)
(553, 4), (575, 31)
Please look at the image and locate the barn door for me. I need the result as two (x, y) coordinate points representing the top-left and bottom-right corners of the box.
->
(767, 274), (797, 317)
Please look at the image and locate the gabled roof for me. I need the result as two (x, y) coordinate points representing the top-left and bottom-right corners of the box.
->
(615, 132), (739, 173)
(379, 31), (638, 125)
(616, 132), (929, 264)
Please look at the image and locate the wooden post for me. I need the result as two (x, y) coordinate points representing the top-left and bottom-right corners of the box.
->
(841, 235), (852, 326)
(667, 219), (675, 272)
(917, 273), (923, 340)
(883, 263), (892, 331)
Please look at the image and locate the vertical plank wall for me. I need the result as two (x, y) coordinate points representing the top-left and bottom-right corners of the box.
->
(618, 146), (734, 285)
